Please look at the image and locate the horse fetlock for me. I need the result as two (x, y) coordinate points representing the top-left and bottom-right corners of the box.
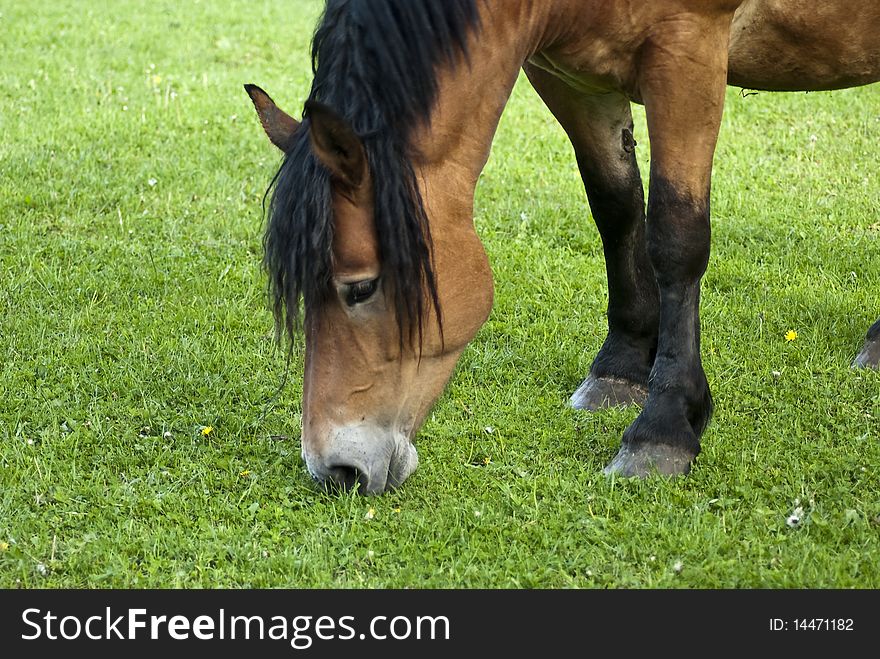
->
(591, 331), (656, 385)
(686, 376), (714, 437)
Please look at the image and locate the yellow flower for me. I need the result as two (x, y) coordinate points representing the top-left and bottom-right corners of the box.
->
(785, 330), (798, 342)
(240, 470), (251, 477)
(483, 456), (491, 466)
(151, 74), (162, 86)
(364, 507), (376, 520)
(201, 426), (213, 436)
(393, 507), (401, 514)
(0, 541), (8, 552)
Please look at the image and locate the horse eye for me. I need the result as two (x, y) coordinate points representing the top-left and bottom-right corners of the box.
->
(345, 278), (378, 306)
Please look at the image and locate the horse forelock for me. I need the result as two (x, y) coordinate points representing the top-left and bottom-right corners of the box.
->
(264, 127), (334, 342)
(265, 0), (480, 346)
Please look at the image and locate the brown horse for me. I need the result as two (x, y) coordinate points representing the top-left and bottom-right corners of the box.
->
(246, 0), (879, 493)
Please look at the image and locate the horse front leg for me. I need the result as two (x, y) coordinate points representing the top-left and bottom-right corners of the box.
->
(523, 64), (658, 410)
(605, 14), (733, 477)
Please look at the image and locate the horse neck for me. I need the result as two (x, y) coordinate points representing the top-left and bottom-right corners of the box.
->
(411, 1), (555, 220)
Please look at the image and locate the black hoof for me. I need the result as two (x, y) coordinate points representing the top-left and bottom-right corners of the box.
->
(570, 375), (648, 411)
(603, 443), (695, 478)
(852, 340), (880, 370)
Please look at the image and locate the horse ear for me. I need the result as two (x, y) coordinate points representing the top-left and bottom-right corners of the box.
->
(244, 84), (300, 152)
(304, 100), (367, 190)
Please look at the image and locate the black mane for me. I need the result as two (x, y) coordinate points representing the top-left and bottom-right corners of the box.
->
(265, 0), (480, 345)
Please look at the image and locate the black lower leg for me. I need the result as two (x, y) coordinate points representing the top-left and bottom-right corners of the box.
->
(570, 139), (660, 410)
(581, 152), (659, 386)
(606, 176), (713, 477)
(519, 70), (659, 411)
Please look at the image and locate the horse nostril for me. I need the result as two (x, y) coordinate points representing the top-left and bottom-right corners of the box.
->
(326, 465), (368, 492)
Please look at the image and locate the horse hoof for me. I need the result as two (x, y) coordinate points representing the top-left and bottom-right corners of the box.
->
(570, 375), (647, 411)
(603, 443), (695, 478)
(852, 340), (880, 369)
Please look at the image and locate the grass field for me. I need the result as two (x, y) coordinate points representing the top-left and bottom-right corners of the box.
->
(1, 0), (878, 588)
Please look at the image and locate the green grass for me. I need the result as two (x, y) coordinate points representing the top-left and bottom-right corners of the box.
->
(1, 0), (878, 588)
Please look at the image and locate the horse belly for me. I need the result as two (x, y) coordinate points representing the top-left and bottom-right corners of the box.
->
(728, 0), (880, 91)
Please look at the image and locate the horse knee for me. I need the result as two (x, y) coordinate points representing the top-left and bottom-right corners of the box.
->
(646, 176), (711, 285)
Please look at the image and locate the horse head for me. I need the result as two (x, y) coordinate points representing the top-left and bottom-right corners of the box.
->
(245, 84), (493, 493)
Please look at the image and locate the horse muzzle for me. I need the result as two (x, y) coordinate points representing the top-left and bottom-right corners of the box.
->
(302, 424), (419, 495)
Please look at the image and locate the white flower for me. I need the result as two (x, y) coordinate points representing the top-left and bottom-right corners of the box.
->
(786, 506), (804, 528)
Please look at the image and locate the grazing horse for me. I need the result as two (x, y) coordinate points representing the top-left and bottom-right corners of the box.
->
(246, 0), (879, 493)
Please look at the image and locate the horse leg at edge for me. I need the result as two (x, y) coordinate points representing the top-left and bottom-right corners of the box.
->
(604, 14), (733, 477)
(853, 319), (880, 368)
(524, 64), (658, 410)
